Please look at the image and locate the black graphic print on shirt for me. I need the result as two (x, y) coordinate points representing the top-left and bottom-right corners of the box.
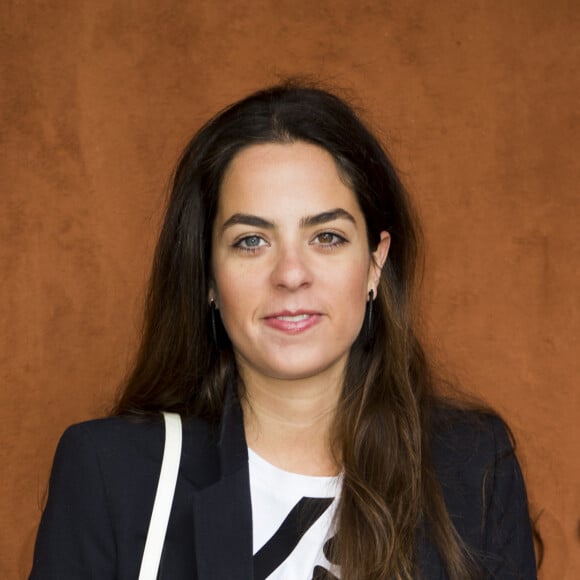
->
(253, 497), (337, 580)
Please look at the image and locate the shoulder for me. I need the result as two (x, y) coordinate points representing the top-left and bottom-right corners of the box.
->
(58, 415), (164, 452)
(55, 413), (219, 487)
(430, 406), (513, 472)
(59, 413), (214, 447)
(429, 405), (537, 577)
(429, 405), (520, 510)
(54, 416), (160, 473)
(32, 413), (223, 578)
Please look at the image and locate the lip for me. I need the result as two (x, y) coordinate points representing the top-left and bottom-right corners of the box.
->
(263, 310), (322, 334)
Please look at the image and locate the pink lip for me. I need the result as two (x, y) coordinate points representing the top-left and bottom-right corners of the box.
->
(263, 310), (322, 334)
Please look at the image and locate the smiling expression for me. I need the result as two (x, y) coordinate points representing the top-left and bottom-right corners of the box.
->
(211, 141), (390, 386)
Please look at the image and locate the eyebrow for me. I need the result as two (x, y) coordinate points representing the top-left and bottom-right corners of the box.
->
(221, 208), (356, 231)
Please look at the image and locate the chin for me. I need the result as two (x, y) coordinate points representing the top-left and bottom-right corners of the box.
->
(259, 352), (347, 382)
(267, 368), (326, 381)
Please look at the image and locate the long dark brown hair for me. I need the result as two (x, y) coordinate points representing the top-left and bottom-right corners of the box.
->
(113, 83), (486, 578)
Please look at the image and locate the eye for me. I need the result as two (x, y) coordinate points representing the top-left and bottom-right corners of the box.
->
(233, 235), (268, 252)
(313, 232), (347, 247)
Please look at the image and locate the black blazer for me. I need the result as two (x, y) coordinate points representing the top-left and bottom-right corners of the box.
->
(30, 393), (537, 579)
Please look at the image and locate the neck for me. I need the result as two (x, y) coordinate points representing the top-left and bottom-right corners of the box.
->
(239, 367), (342, 477)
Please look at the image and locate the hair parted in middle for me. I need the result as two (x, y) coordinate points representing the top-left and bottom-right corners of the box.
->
(113, 81), (477, 579)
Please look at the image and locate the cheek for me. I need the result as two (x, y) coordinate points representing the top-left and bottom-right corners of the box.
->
(326, 261), (371, 328)
(333, 259), (371, 299)
(213, 268), (259, 333)
(342, 278), (369, 326)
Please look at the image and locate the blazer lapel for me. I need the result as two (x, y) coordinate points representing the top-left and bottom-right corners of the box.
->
(192, 384), (253, 579)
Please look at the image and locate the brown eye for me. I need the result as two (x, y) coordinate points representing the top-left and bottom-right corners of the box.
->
(317, 232), (335, 244)
(314, 232), (347, 246)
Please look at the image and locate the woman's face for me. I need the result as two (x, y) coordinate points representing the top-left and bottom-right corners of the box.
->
(211, 141), (390, 386)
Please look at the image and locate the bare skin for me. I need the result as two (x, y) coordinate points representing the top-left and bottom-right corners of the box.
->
(211, 142), (390, 476)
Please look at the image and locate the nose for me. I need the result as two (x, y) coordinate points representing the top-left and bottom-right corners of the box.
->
(270, 243), (313, 291)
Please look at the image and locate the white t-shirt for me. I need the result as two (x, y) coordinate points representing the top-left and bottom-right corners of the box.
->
(248, 448), (342, 579)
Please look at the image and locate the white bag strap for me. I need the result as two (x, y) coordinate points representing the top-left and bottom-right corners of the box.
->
(138, 412), (182, 580)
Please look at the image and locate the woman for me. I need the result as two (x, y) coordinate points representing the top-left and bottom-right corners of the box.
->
(30, 83), (537, 579)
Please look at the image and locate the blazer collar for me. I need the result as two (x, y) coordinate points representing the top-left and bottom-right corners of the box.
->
(192, 379), (254, 579)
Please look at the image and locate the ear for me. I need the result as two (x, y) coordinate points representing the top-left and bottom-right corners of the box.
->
(368, 231), (391, 295)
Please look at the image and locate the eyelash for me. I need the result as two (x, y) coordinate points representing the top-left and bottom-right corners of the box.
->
(232, 232), (348, 254)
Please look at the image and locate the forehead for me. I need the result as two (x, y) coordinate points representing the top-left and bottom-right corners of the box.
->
(217, 142), (362, 221)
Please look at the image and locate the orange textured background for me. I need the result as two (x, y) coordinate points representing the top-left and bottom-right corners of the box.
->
(1, 1), (578, 578)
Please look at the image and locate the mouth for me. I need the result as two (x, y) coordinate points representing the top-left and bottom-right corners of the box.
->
(272, 313), (311, 322)
(263, 310), (322, 334)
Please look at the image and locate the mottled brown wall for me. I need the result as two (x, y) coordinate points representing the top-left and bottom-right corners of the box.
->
(1, 1), (578, 577)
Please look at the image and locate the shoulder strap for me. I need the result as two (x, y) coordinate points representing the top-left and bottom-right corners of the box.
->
(138, 412), (183, 580)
